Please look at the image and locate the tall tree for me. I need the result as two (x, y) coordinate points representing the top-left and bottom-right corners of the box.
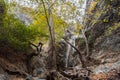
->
(41, 0), (56, 70)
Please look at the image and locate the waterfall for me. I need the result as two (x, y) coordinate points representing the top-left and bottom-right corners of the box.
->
(65, 0), (87, 67)
(65, 29), (79, 67)
(65, 29), (74, 68)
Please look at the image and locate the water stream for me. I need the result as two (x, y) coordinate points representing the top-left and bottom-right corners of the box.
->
(65, 0), (87, 67)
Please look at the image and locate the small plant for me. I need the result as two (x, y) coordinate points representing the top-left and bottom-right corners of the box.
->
(89, 1), (98, 12)
(105, 23), (120, 36)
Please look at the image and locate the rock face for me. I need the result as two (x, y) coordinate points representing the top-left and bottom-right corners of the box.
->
(79, 0), (120, 79)
(78, 0), (120, 78)
(56, 40), (67, 70)
(98, 27), (120, 52)
(82, 0), (120, 55)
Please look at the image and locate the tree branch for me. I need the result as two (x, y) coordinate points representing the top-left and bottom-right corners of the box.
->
(41, 0), (56, 69)
(63, 38), (86, 68)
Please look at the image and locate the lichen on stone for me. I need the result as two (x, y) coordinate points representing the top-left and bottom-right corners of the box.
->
(105, 23), (120, 36)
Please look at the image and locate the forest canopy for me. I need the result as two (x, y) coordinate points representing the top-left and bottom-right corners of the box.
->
(0, 0), (68, 51)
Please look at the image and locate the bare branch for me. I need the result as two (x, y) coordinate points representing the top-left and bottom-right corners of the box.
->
(63, 38), (86, 68)
(82, 29), (89, 56)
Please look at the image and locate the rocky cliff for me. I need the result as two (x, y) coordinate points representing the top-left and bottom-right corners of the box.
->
(82, 0), (120, 57)
(0, 0), (120, 80)
(81, 0), (120, 79)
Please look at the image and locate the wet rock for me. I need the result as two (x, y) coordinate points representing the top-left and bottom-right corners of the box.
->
(26, 75), (32, 80)
(0, 74), (8, 80)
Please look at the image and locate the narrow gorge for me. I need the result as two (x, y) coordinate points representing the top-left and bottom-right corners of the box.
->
(0, 0), (120, 80)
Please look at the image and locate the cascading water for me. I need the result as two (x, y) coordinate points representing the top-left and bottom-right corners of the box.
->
(65, 31), (76, 67)
(65, 0), (87, 67)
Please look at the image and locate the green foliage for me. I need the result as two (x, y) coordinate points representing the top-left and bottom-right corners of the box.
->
(91, 20), (101, 26)
(30, 10), (68, 42)
(0, 13), (42, 51)
(89, 1), (97, 12)
(0, 1), (46, 51)
(0, 1), (42, 51)
(104, 0), (111, 5)
(0, 0), (68, 51)
(53, 14), (68, 40)
(0, 0), (6, 24)
(103, 18), (109, 23)
(105, 23), (120, 36)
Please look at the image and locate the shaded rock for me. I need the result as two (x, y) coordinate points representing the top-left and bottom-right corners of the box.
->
(26, 75), (32, 80)
(56, 40), (67, 70)
(0, 74), (8, 80)
(81, 0), (120, 56)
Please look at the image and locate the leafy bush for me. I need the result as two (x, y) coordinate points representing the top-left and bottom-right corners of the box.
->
(0, 13), (43, 51)
(0, 0), (68, 51)
(0, 1), (43, 51)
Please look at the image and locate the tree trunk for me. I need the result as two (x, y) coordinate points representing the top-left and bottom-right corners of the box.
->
(41, 0), (56, 70)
